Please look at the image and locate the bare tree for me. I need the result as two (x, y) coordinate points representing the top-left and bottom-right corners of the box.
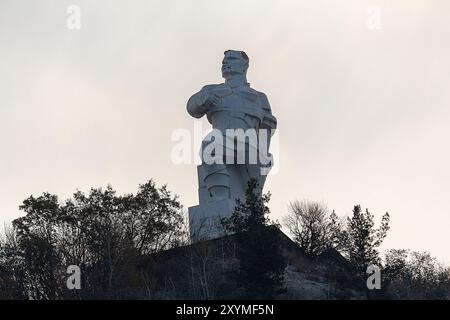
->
(282, 200), (331, 257)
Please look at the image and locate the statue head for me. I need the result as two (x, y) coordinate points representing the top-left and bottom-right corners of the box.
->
(221, 50), (249, 80)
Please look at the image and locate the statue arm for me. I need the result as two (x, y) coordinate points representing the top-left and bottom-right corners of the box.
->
(259, 93), (277, 131)
(258, 92), (276, 171)
(187, 87), (210, 119)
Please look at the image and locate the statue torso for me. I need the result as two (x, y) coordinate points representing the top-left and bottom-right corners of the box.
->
(204, 83), (265, 132)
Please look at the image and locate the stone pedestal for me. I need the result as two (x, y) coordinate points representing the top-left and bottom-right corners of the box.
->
(189, 165), (238, 241)
(188, 198), (235, 241)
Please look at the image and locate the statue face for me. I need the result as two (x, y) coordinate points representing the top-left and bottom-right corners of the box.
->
(221, 51), (248, 79)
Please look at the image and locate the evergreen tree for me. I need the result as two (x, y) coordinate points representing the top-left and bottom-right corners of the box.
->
(222, 179), (286, 299)
(342, 205), (390, 280)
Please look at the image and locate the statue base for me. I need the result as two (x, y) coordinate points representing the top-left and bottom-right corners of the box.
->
(188, 199), (235, 241)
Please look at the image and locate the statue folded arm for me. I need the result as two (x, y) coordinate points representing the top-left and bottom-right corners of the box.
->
(187, 85), (218, 119)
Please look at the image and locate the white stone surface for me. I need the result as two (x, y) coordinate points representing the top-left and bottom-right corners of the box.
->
(187, 50), (277, 240)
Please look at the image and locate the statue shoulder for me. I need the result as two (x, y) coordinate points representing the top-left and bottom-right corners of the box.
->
(250, 90), (270, 109)
(255, 90), (269, 103)
(200, 83), (227, 92)
(244, 87), (269, 103)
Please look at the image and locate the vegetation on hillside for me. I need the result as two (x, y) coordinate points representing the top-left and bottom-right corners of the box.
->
(1, 181), (449, 299)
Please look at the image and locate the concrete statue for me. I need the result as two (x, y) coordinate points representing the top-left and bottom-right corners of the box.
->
(187, 50), (277, 240)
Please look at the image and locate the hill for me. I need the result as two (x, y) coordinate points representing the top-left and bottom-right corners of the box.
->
(142, 226), (367, 299)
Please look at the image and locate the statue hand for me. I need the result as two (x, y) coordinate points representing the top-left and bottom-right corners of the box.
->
(203, 92), (221, 108)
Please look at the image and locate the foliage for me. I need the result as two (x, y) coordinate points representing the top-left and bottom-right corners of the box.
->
(0, 180), (185, 299)
(340, 205), (390, 279)
(384, 250), (450, 299)
(222, 179), (286, 299)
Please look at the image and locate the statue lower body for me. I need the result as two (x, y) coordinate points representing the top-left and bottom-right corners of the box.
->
(188, 140), (271, 241)
(203, 162), (265, 201)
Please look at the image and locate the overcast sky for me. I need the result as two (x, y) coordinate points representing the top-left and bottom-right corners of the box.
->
(1, 0), (449, 263)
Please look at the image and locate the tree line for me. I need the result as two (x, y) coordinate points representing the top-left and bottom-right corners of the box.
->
(0, 180), (185, 299)
(282, 200), (450, 299)
(0, 180), (449, 299)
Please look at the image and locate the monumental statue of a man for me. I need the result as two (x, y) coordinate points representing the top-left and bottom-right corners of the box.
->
(187, 50), (277, 240)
